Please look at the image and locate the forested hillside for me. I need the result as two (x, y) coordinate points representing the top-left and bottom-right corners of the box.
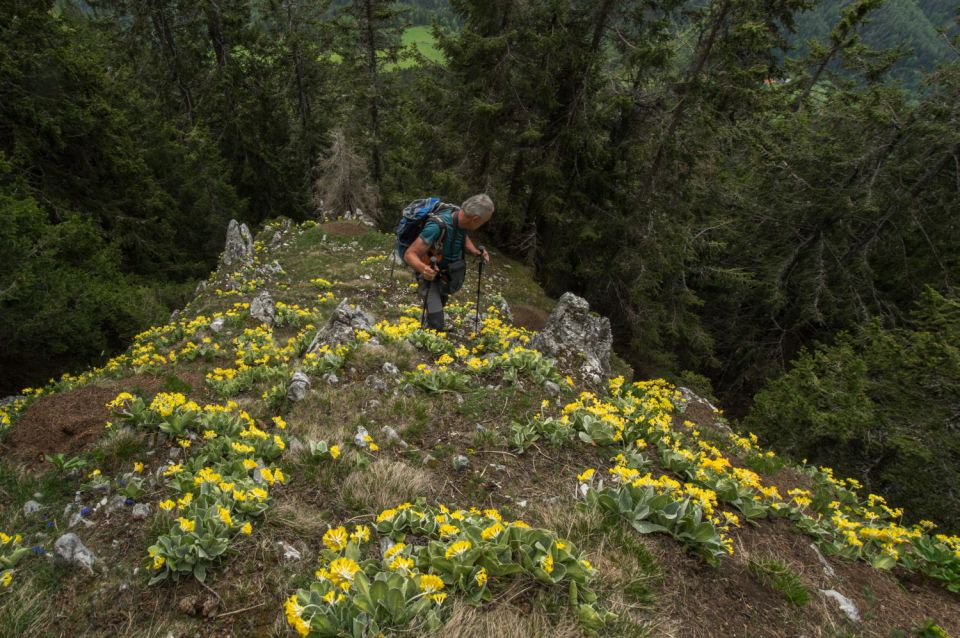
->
(792, 0), (958, 85)
(2, 0), (959, 540)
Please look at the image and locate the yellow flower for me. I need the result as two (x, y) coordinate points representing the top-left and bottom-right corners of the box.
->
(243, 459), (258, 470)
(133, 462), (144, 474)
(540, 554), (554, 574)
(218, 506), (233, 527)
(350, 525), (370, 544)
(577, 468), (595, 482)
(475, 567), (487, 587)
(384, 543), (406, 559)
(419, 574), (445, 593)
(240, 522), (252, 535)
(178, 438), (191, 448)
(445, 540), (472, 559)
(481, 522), (504, 540)
(163, 463), (183, 477)
(272, 416), (287, 430)
(203, 430), (218, 440)
(323, 526), (348, 551)
(430, 592), (447, 604)
(178, 517), (196, 533)
(88, 469), (101, 479)
(389, 555), (414, 571)
(284, 594), (310, 637)
(555, 540), (568, 551)
(1, 571), (12, 587)
(330, 444), (341, 459)
(159, 499), (175, 511)
(177, 493), (193, 509)
(439, 524), (460, 537)
(328, 557), (361, 586)
(377, 508), (397, 523)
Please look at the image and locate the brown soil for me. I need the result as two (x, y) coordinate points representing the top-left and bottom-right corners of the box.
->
(320, 221), (371, 237)
(2, 371), (205, 467)
(510, 304), (549, 332)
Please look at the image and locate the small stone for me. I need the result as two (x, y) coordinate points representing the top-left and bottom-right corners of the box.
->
(131, 504), (151, 520)
(322, 373), (339, 386)
(209, 317), (226, 333)
(489, 463), (507, 472)
(452, 455), (469, 471)
(820, 589), (861, 623)
(382, 362), (399, 376)
(475, 424), (486, 432)
(106, 495), (127, 515)
(202, 598), (219, 618)
(178, 595), (199, 615)
(402, 383), (416, 397)
(278, 541), (302, 561)
(354, 426), (370, 448)
(288, 436), (307, 455)
(286, 371), (311, 402)
(53, 533), (98, 574)
(23, 500), (43, 517)
(365, 376), (388, 393)
(544, 381), (561, 396)
(423, 454), (440, 469)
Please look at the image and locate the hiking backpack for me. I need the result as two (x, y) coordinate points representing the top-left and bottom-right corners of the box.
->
(394, 197), (458, 260)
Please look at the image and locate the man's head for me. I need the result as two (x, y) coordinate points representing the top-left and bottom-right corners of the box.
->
(458, 194), (494, 230)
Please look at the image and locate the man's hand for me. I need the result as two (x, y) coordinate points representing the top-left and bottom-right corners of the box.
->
(480, 248), (490, 264)
(422, 264), (439, 281)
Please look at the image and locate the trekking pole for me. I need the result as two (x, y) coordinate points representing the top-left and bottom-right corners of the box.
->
(474, 246), (486, 335)
(421, 256), (438, 329)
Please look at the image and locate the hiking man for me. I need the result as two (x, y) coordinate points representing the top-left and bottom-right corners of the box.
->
(404, 194), (493, 331)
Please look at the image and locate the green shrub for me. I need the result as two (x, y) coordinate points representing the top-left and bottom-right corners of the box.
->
(744, 289), (960, 531)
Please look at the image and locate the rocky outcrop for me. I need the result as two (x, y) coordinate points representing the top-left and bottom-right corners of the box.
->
(532, 293), (612, 384)
(286, 371), (311, 402)
(250, 290), (276, 326)
(221, 219), (254, 269)
(54, 533), (99, 574)
(308, 300), (374, 351)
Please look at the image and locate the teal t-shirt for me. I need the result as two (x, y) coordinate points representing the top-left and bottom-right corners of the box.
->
(419, 209), (468, 264)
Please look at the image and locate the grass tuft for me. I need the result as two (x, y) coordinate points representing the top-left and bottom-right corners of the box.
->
(746, 556), (810, 606)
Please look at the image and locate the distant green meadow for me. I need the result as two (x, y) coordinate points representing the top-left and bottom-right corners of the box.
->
(320, 26), (443, 69)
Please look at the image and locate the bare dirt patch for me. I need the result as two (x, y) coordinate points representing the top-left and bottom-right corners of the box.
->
(2, 371), (205, 467)
(510, 304), (549, 332)
(320, 221), (371, 237)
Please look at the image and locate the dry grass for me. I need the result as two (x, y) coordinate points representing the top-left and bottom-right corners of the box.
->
(341, 459), (433, 513)
(268, 495), (331, 538)
(441, 599), (582, 638)
(0, 575), (53, 638)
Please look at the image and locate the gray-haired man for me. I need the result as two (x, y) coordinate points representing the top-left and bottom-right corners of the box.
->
(404, 194), (493, 331)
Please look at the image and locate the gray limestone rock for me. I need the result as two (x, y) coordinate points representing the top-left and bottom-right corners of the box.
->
(451, 455), (469, 471)
(23, 500), (43, 517)
(309, 300), (374, 350)
(287, 371), (311, 402)
(131, 503), (151, 520)
(820, 589), (860, 623)
(382, 362), (400, 376)
(544, 380), (561, 396)
(250, 290), (276, 326)
(365, 375), (388, 394)
(209, 316), (226, 333)
(531, 292), (612, 384)
(322, 373), (339, 386)
(221, 219), (254, 269)
(54, 533), (98, 574)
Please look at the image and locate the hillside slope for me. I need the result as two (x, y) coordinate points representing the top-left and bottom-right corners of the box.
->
(0, 219), (958, 638)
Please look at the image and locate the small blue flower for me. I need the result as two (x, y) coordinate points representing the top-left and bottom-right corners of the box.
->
(125, 497), (135, 506)
(31, 546), (46, 555)
(117, 479), (126, 487)
(46, 521), (55, 528)
(80, 507), (91, 516)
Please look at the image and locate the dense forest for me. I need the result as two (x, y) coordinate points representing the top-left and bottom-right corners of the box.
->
(1, 0), (958, 525)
